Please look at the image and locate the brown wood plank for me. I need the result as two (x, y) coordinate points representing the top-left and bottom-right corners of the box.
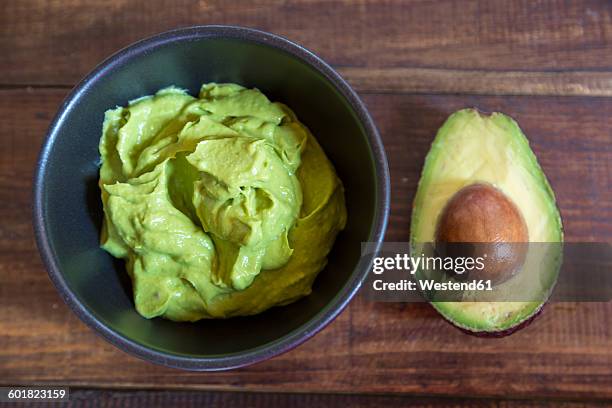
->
(340, 68), (612, 96)
(11, 389), (612, 408)
(1, 0), (612, 91)
(0, 88), (611, 399)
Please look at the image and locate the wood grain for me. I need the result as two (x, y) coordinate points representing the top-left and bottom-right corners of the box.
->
(11, 389), (612, 408)
(340, 68), (612, 96)
(0, 88), (610, 399)
(1, 0), (612, 95)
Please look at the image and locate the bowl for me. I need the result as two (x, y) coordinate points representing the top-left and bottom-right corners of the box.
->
(33, 25), (389, 371)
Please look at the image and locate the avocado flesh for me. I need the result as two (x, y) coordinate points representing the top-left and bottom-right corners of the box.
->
(410, 109), (563, 333)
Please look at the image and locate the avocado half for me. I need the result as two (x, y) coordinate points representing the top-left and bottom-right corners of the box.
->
(410, 109), (563, 335)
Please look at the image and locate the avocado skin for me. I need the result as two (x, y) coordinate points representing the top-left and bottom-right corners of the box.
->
(438, 302), (544, 338)
(410, 108), (563, 335)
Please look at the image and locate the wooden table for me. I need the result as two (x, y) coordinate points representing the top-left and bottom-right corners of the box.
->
(1, 1), (611, 406)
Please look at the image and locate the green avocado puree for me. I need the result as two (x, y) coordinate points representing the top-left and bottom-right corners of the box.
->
(99, 83), (346, 321)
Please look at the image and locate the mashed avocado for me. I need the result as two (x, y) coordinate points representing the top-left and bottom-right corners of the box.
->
(99, 83), (346, 321)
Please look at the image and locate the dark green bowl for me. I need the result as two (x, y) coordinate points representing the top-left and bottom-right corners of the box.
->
(33, 26), (389, 371)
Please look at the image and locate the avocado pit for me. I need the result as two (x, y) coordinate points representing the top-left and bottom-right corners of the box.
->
(435, 183), (528, 284)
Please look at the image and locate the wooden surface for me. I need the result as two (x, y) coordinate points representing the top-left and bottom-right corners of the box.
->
(1, 0), (611, 405)
(11, 389), (611, 408)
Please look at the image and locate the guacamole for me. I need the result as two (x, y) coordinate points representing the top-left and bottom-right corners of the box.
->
(99, 83), (346, 321)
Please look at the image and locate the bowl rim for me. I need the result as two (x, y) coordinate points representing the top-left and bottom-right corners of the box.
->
(32, 24), (390, 371)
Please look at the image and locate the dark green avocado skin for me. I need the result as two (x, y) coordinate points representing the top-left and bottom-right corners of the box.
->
(441, 303), (545, 338)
